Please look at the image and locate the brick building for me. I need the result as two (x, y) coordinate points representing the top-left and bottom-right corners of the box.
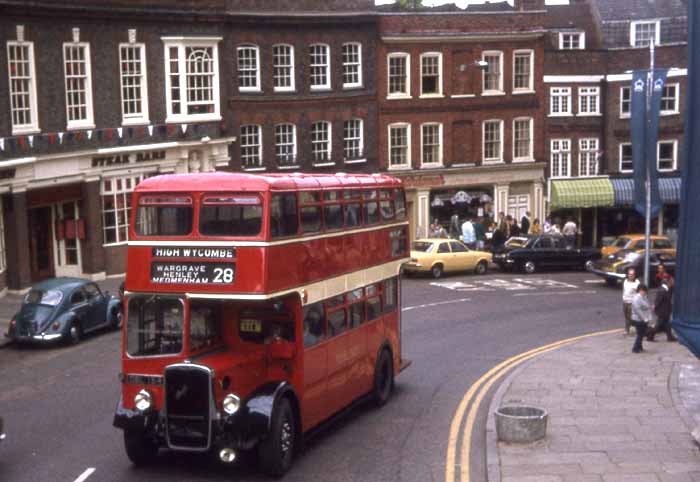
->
(377, 0), (548, 240)
(544, 0), (687, 246)
(0, 0), (236, 293)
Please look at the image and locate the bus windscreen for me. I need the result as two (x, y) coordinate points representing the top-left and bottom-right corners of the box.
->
(199, 195), (262, 236)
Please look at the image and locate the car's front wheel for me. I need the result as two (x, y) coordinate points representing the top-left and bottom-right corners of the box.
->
(523, 261), (537, 274)
(124, 428), (158, 466)
(111, 306), (123, 331)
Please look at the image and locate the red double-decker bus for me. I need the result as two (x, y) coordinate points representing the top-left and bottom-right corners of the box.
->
(113, 172), (410, 476)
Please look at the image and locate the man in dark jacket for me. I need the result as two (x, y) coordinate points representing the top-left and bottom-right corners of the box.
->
(520, 211), (531, 235)
(647, 277), (677, 342)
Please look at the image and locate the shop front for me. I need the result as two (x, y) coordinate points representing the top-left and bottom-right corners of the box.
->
(0, 138), (234, 293)
(393, 163), (546, 241)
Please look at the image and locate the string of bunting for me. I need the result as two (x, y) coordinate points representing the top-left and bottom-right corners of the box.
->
(0, 121), (225, 154)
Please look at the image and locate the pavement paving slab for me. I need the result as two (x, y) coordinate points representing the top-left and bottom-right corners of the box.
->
(489, 333), (700, 482)
(0, 276), (124, 348)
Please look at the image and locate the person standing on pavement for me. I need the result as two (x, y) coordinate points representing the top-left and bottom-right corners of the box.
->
(530, 218), (541, 235)
(461, 218), (476, 249)
(622, 268), (640, 335)
(520, 211), (531, 236)
(647, 277), (677, 342)
(562, 218), (577, 246)
(631, 284), (653, 353)
(655, 263), (671, 285)
(474, 217), (486, 250)
(543, 216), (552, 233)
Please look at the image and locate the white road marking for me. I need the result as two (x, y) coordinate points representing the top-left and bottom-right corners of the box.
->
(402, 298), (471, 312)
(585, 279), (606, 284)
(73, 468), (95, 482)
(431, 277), (579, 293)
(513, 290), (597, 297)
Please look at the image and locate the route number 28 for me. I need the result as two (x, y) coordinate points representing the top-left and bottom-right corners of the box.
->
(213, 267), (234, 283)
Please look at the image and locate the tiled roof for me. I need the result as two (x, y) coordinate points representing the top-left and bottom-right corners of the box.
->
(592, 0), (686, 22)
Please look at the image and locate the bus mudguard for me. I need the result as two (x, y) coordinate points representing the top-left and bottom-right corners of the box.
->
(113, 398), (158, 433)
(242, 381), (298, 441)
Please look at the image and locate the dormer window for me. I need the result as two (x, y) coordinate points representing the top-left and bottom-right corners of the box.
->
(559, 32), (585, 50)
(631, 20), (660, 47)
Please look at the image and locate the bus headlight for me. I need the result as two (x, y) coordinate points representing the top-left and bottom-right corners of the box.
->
(223, 393), (241, 415)
(134, 389), (152, 412)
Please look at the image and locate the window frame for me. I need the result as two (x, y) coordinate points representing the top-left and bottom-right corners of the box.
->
(631, 20), (660, 48)
(558, 31), (585, 50)
(309, 43), (331, 91)
(512, 49), (534, 93)
(578, 86), (600, 116)
(237, 44), (261, 93)
(275, 123), (297, 168)
(272, 43), (295, 93)
(6, 39), (39, 134)
(578, 138), (599, 177)
(240, 124), (263, 169)
(311, 121), (332, 165)
(482, 119), (504, 164)
(342, 42), (362, 89)
(388, 122), (411, 170)
(101, 174), (148, 246)
(63, 41), (95, 130)
(550, 138), (572, 178)
(419, 52), (443, 97)
(619, 142), (633, 173)
(657, 139), (678, 172)
(387, 52), (410, 98)
(118, 42), (150, 126)
(420, 122), (443, 167)
(512, 117), (534, 162)
(660, 83), (679, 115)
(343, 118), (364, 163)
(482, 50), (504, 95)
(620, 86), (631, 118)
(549, 86), (572, 116)
(162, 37), (222, 123)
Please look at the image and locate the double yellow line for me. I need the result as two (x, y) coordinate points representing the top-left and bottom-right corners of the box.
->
(444, 328), (622, 482)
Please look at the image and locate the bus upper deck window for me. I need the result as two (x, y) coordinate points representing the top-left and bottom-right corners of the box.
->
(199, 195), (262, 236)
(270, 193), (298, 238)
(136, 196), (193, 236)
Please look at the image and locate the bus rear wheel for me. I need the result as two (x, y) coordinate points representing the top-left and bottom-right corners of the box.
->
(258, 398), (295, 477)
(124, 428), (158, 466)
(372, 349), (394, 407)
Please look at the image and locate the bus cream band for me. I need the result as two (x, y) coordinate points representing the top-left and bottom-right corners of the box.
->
(127, 221), (409, 248)
(125, 258), (407, 306)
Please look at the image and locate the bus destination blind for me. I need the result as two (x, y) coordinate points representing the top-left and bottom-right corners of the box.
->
(150, 262), (235, 284)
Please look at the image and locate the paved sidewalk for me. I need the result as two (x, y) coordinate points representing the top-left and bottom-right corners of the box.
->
(0, 276), (124, 348)
(488, 332), (700, 482)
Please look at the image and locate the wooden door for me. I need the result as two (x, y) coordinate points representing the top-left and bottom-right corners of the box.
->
(28, 207), (55, 282)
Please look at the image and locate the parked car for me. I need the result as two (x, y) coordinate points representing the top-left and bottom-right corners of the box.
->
(589, 250), (676, 286)
(493, 234), (601, 274)
(6, 278), (122, 345)
(403, 238), (492, 278)
(601, 234), (675, 258)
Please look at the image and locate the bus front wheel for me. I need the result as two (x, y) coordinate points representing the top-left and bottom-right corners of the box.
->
(258, 397), (296, 477)
(124, 428), (158, 466)
(372, 349), (394, 407)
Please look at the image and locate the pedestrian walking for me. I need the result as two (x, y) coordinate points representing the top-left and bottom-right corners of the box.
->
(647, 277), (677, 342)
(543, 216), (552, 233)
(631, 284), (653, 353)
(520, 211), (531, 236)
(655, 263), (671, 285)
(562, 218), (577, 246)
(622, 268), (640, 335)
(461, 218), (476, 249)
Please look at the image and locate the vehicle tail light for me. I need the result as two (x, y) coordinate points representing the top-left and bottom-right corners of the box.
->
(52, 322), (60, 330)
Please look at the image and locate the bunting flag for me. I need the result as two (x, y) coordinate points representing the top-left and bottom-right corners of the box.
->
(58, 132), (64, 144)
(117, 127), (123, 138)
(148, 125), (154, 136)
(104, 129), (113, 141)
(7, 138), (16, 151)
(48, 133), (56, 145)
(74, 131), (83, 142)
(17, 137), (27, 150)
(166, 125), (176, 137)
(127, 127), (134, 138)
(87, 129), (93, 140)
(28, 135), (34, 147)
(181, 124), (188, 135)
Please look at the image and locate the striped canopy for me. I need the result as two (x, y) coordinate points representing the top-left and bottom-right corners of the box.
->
(550, 178), (615, 209)
(610, 177), (681, 206)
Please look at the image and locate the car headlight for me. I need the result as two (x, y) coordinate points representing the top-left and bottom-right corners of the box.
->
(134, 389), (152, 412)
(223, 393), (241, 415)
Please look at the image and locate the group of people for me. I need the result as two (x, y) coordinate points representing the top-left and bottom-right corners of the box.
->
(622, 264), (677, 354)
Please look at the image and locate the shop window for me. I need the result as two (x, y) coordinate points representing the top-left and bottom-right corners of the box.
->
(101, 174), (149, 245)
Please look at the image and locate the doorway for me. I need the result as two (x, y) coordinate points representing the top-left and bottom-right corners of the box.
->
(52, 201), (83, 278)
(28, 206), (55, 282)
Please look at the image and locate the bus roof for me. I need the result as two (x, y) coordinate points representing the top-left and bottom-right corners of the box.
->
(134, 172), (404, 193)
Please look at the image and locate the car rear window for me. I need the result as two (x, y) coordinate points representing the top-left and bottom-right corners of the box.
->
(24, 289), (63, 307)
(411, 242), (433, 252)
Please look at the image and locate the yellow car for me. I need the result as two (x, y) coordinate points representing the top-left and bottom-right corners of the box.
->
(403, 238), (492, 278)
(601, 234), (675, 258)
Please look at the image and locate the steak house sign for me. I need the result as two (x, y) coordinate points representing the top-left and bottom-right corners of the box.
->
(150, 246), (236, 284)
(91, 150), (166, 168)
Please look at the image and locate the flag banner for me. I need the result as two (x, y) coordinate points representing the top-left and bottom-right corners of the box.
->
(181, 124), (188, 135)
(28, 135), (34, 147)
(631, 69), (667, 217)
(117, 127), (123, 138)
(58, 132), (64, 144)
(673, 1), (700, 358)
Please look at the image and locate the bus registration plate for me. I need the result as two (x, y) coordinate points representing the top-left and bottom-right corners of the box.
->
(240, 319), (262, 333)
(150, 262), (236, 284)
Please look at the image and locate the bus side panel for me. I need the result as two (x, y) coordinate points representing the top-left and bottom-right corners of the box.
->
(384, 310), (401, 377)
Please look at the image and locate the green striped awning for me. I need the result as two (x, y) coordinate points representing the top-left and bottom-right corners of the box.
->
(550, 178), (615, 209)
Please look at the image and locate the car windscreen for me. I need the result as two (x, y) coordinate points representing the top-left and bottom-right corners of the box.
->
(135, 196), (193, 236)
(24, 289), (63, 307)
(613, 237), (631, 248)
(411, 242), (434, 252)
(127, 296), (183, 357)
(199, 195), (262, 236)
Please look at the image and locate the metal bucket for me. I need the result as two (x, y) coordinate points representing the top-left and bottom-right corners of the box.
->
(494, 405), (548, 443)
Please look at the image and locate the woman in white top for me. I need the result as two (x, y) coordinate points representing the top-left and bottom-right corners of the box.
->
(622, 268), (640, 335)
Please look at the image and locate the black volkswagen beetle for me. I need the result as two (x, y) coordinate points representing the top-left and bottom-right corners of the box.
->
(493, 234), (601, 274)
(6, 277), (122, 345)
